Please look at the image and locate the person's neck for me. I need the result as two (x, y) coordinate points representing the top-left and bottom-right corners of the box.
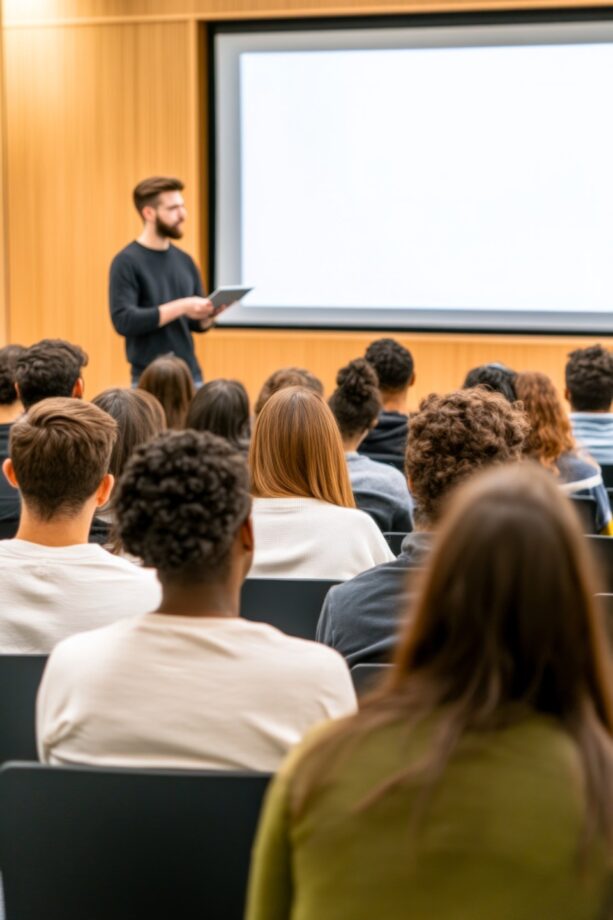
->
(381, 390), (408, 413)
(0, 402), (23, 424)
(137, 225), (170, 251)
(15, 505), (94, 547)
(157, 578), (242, 619)
(343, 433), (366, 453)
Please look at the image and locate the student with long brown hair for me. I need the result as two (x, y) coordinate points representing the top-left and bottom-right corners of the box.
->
(249, 386), (394, 579)
(516, 370), (612, 534)
(247, 462), (613, 920)
(138, 354), (195, 428)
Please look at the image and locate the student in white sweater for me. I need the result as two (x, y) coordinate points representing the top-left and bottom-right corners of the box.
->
(0, 398), (160, 653)
(37, 430), (356, 770)
(248, 386), (395, 580)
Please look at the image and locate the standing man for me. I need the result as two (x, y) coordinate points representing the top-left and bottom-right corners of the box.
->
(109, 176), (214, 385)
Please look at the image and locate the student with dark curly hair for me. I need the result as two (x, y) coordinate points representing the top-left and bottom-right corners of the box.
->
(185, 378), (250, 452)
(0, 344), (25, 528)
(254, 366), (324, 417)
(329, 358), (412, 533)
(14, 339), (88, 409)
(462, 362), (517, 403)
(359, 337), (415, 466)
(317, 388), (528, 666)
(37, 430), (356, 770)
(565, 345), (613, 464)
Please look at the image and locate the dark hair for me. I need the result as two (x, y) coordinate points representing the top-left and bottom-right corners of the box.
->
(139, 355), (195, 429)
(0, 345), (25, 406)
(185, 379), (250, 451)
(514, 371), (575, 472)
(565, 345), (613, 412)
(254, 367), (324, 417)
(463, 363), (517, 403)
(328, 358), (381, 440)
(365, 338), (414, 393)
(91, 388), (166, 481)
(9, 397), (117, 520)
(406, 389), (528, 525)
(133, 176), (184, 217)
(115, 430), (251, 582)
(15, 339), (88, 410)
(294, 463), (613, 850)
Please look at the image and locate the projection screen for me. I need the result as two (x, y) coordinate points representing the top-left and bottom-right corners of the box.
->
(211, 13), (613, 333)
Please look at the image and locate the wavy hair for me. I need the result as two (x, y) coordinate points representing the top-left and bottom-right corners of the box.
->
(515, 371), (575, 472)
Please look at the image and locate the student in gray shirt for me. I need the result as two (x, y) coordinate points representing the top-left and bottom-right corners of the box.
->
(328, 358), (413, 534)
(565, 344), (613, 466)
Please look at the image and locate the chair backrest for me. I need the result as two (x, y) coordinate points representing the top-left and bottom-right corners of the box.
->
(0, 655), (47, 763)
(586, 535), (613, 593)
(600, 464), (613, 489)
(569, 494), (599, 534)
(241, 578), (339, 640)
(383, 532), (409, 555)
(0, 517), (18, 540)
(0, 763), (270, 920)
(350, 663), (393, 698)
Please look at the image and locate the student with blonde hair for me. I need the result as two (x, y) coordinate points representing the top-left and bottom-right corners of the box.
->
(249, 386), (394, 579)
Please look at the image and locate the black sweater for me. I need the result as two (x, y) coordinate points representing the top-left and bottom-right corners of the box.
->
(109, 241), (206, 378)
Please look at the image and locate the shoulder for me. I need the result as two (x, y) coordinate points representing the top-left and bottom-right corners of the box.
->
(557, 451), (602, 486)
(46, 616), (136, 669)
(169, 245), (198, 270)
(110, 242), (140, 267)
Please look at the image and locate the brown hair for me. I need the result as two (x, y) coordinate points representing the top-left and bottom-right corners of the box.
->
(254, 367), (324, 417)
(133, 176), (184, 217)
(91, 387), (166, 481)
(515, 371), (575, 472)
(406, 388), (528, 526)
(565, 345), (613, 412)
(139, 355), (195, 429)
(250, 386), (355, 508)
(328, 358), (381, 440)
(15, 339), (88, 410)
(294, 463), (613, 848)
(9, 397), (117, 520)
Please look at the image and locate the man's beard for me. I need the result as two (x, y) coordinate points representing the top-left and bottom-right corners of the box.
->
(155, 215), (183, 239)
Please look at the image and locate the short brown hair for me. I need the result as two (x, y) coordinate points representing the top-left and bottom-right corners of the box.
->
(139, 355), (195, 429)
(406, 388), (528, 525)
(133, 176), (184, 217)
(250, 386), (355, 508)
(15, 339), (88, 410)
(10, 397), (117, 520)
(565, 344), (613, 412)
(254, 367), (324, 417)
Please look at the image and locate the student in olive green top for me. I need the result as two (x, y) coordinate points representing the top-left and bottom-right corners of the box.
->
(246, 463), (613, 920)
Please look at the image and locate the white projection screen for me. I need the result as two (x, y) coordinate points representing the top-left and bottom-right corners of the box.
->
(212, 14), (613, 332)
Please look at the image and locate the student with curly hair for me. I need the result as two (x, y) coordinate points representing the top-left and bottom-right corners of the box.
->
(15, 339), (88, 409)
(317, 388), (528, 666)
(250, 387), (394, 579)
(359, 337), (415, 466)
(248, 463), (613, 920)
(515, 371), (612, 534)
(37, 430), (356, 770)
(328, 358), (412, 533)
(565, 344), (613, 464)
(254, 366), (324, 417)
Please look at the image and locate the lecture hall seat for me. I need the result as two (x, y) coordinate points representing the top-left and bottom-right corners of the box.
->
(241, 578), (340, 640)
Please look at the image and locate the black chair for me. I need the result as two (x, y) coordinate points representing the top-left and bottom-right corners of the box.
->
(241, 578), (339, 640)
(351, 663), (393, 698)
(569, 494), (600, 534)
(0, 517), (18, 539)
(383, 532), (409, 555)
(600, 464), (613, 489)
(0, 763), (270, 920)
(586, 536), (613, 594)
(0, 655), (47, 762)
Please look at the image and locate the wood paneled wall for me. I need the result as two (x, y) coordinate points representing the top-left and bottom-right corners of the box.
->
(1, 0), (609, 402)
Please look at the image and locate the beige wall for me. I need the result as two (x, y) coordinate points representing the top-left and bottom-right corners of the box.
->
(1, 0), (609, 402)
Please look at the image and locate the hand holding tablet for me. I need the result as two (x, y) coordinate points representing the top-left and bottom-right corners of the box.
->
(208, 285), (253, 316)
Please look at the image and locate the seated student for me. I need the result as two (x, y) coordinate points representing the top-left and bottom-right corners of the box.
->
(37, 430), (356, 770)
(462, 362), (518, 403)
(515, 371), (612, 534)
(0, 398), (161, 653)
(186, 378), (250, 452)
(15, 338), (88, 409)
(359, 337), (415, 466)
(317, 389), (527, 666)
(0, 344), (25, 530)
(249, 387), (394, 579)
(254, 366), (324, 418)
(565, 344), (613, 464)
(247, 463), (613, 920)
(139, 354), (195, 428)
(328, 358), (412, 533)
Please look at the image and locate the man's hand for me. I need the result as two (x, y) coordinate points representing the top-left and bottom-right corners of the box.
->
(198, 302), (230, 331)
(183, 297), (215, 321)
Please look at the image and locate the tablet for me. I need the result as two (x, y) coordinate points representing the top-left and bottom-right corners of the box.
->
(209, 286), (253, 312)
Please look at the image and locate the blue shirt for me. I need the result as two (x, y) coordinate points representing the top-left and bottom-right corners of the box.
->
(570, 413), (613, 465)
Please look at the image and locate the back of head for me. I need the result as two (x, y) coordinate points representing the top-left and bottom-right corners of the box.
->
(515, 371), (575, 468)
(185, 379), (250, 450)
(364, 338), (414, 394)
(254, 367), (324, 417)
(92, 387), (166, 481)
(250, 386), (355, 508)
(463, 363), (517, 403)
(565, 344), (613, 412)
(139, 355), (195, 429)
(328, 358), (382, 440)
(0, 345), (25, 406)
(9, 397), (117, 520)
(406, 388), (527, 526)
(114, 430), (251, 583)
(15, 339), (88, 410)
